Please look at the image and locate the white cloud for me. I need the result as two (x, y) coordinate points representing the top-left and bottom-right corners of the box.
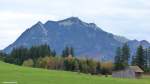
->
(0, 0), (150, 49)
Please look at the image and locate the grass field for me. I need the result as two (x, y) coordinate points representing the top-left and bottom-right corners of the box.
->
(0, 61), (150, 84)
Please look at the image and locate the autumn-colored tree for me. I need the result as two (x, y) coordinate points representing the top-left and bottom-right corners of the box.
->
(22, 59), (34, 67)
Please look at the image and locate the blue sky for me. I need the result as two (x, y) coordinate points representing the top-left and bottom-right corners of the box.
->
(0, 0), (150, 49)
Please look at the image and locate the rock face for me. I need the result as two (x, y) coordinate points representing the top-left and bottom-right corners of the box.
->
(3, 17), (150, 60)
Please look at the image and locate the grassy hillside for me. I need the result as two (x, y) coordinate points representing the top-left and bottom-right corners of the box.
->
(0, 61), (149, 84)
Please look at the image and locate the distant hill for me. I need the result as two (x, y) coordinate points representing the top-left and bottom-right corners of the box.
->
(3, 17), (150, 60)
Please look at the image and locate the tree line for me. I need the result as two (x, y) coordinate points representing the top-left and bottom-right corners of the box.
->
(0, 43), (150, 75)
(0, 44), (112, 75)
(114, 44), (150, 72)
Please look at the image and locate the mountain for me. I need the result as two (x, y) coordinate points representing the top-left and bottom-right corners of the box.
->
(3, 17), (150, 60)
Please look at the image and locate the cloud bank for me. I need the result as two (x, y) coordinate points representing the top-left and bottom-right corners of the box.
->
(0, 0), (150, 49)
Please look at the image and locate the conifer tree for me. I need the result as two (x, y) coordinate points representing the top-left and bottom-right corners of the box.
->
(114, 47), (124, 70)
(134, 45), (145, 69)
(51, 50), (56, 57)
(121, 43), (130, 66)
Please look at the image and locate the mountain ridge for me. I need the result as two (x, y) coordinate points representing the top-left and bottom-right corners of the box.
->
(3, 17), (150, 60)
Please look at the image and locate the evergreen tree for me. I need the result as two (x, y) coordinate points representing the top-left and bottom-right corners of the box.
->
(0, 51), (7, 61)
(51, 50), (56, 57)
(10, 47), (28, 65)
(144, 48), (148, 69)
(70, 47), (75, 57)
(29, 46), (40, 61)
(29, 44), (51, 60)
(148, 48), (150, 68)
(96, 62), (101, 74)
(41, 44), (51, 57)
(134, 45), (145, 69)
(121, 43), (130, 66)
(143, 47), (150, 72)
(62, 46), (75, 57)
(62, 46), (70, 57)
(114, 44), (130, 71)
(114, 47), (125, 70)
(131, 55), (136, 65)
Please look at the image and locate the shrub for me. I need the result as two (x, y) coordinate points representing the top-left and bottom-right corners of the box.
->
(22, 59), (34, 67)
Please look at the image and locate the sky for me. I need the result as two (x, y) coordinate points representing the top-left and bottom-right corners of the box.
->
(0, 0), (150, 49)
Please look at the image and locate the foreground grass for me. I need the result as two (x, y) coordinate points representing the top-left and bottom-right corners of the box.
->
(0, 61), (150, 84)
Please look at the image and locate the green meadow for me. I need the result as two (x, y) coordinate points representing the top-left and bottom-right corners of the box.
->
(0, 61), (149, 84)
